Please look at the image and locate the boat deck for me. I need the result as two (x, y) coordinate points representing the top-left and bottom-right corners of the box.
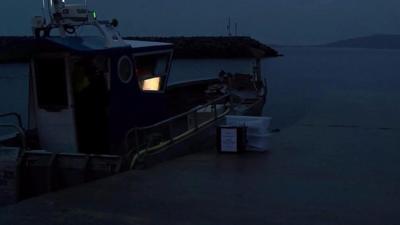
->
(1, 122), (399, 225)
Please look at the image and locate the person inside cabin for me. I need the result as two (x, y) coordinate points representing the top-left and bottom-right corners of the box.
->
(74, 58), (109, 154)
(218, 70), (229, 93)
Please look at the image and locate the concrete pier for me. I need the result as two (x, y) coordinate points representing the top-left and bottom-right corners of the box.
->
(0, 122), (399, 224)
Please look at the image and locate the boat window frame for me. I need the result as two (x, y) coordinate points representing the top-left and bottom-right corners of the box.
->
(70, 55), (112, 91)
(133, 50), (173, 93)
(118, 55), (134, 84)
(32, 53), (71, 111)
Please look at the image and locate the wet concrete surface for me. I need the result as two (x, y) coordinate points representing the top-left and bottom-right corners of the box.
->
(0, 124), (399, 225)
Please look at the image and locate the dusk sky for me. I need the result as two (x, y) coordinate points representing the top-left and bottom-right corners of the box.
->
(1, 0), (400, 45)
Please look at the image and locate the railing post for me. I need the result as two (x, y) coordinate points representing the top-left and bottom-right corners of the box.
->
(134, 128), (140, 152)
(193, 111), (199, 130)
(229, 95), (235, 111)
(168, 122), (174, 142)
(47, 153), (57, 191)
(143, 129), (148, 151)
(213, 103), (218, 119)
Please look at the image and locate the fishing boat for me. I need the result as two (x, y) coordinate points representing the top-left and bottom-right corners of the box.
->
(0, 0), (267, 205)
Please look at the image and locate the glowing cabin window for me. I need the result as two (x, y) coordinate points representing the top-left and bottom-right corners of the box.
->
(134, 52), (170, 92)
(142, 77), (161, 91)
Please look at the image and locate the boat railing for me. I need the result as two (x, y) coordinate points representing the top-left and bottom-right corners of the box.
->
(0, 124), (26, 154)
(0, 113), (26, 153)
(14, 151), (123, 201)
(0, 113), (24, 130)
(125, 94), (233, 169)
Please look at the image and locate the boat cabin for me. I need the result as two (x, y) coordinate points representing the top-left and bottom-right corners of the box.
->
(8, 0), (175, 155)
(28, 37), (173, 154)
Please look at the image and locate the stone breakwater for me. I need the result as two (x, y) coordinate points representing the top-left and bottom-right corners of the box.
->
(125, 36), (279, 59)
(0, 36), (279, 63)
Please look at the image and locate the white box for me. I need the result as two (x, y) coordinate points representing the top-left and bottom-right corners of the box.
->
(247, 133), (272, 152)
(225, 116), (271, 135)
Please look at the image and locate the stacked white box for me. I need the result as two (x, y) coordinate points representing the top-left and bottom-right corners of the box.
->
(225, 116), (272, 151)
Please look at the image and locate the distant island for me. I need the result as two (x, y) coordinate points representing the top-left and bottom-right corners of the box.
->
(0, 36), (279, 63)
(322, 34), (400, 49)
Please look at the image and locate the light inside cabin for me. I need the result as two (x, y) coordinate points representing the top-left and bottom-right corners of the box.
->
(92, 11), (97, 19)
(142, 77), (161, 91)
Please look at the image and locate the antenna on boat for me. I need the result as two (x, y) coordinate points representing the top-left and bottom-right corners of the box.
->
(41, 0), (46, 21)
(32, 0), (126, 47)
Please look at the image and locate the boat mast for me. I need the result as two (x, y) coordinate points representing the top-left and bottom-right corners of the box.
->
(252, 58), (262, 81)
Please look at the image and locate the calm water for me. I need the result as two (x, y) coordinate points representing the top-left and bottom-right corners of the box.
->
(0, 64), (29, 134)
(264, 47), (400, 129)
(1, 47), (400, 132)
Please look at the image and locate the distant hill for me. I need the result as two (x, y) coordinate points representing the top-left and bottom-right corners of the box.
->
(323, 34), (400, 49)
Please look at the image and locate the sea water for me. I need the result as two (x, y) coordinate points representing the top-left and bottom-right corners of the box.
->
(263, 47), (400, 129)
(1, 47), (400, 134)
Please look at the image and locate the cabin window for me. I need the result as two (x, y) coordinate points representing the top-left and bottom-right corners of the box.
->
(34, 58), (68, 110)
(135, 53), (170, 92)
(118, 56), (133, 83)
